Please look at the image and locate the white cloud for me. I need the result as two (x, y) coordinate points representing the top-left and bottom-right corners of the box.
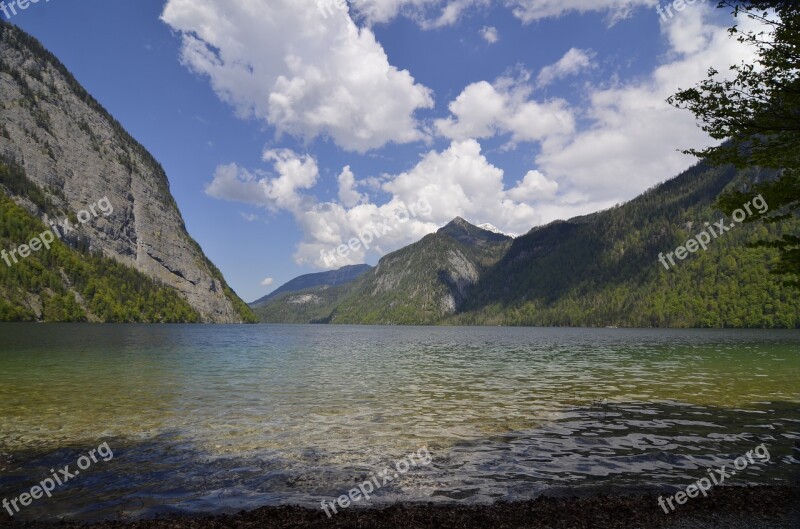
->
(261, 277), (275, 287)
(352, 0), (436, 24)
(424, 0), (485, 27)
(205, 149), (318, 212)
(430, 2), (763, 215)
(435, 75), (575, 148)
(379, 139), (604, 237)
(161, 0), (433, 153)
(533, 2), (762, 202)
(353, 0), (485, 26)
(506, 170), (558, 202)
(537, 48), (596, 87)
(205, 164), (265, 207)
(337, 166), (368, 208)
(240, 212), (259, 222)
(480, 25), (499, 43)
(206, 141), (574, 268)
(506, 0), (657, 24)
(195, 0), (767, 277)
(354, 0), (656, 26)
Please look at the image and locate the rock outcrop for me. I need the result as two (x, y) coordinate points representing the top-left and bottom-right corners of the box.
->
(0, 22), (253, 323)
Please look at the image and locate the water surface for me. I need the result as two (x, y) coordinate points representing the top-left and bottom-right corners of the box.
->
(0, 325), (798, 520)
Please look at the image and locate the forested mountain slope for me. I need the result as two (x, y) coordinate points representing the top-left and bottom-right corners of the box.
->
(0, 22), (255, 322)
(456, 163), (799, 327)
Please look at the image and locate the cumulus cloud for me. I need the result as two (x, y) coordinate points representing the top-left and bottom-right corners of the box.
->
(161, 0), (433, 153)
(434, 74), (575, 149)
(428, 2), (761, 213)
(506, 170), (559, 202)
(533, 2), (761, 202)
(480, 25), (499, 43)
(206, 149), (318, 212)
(537, 48), (596, 87)
(195, 0), (764, 275)
(206, 141), (573, 268)
(337, 166), (368, 208)
(205, 165), (265, 208)
(352, 0), (438, 24)
(261, 277), (275, 287)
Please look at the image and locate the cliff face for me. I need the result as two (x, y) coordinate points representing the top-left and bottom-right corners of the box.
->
(0, 23), (253, 323)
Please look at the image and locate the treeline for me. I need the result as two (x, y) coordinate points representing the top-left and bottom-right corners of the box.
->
(0, 188), (201, 323)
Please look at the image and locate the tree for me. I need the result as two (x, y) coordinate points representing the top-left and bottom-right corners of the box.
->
(668, 1), (800, 286)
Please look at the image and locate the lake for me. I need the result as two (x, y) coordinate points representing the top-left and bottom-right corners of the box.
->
(0, 324), (798, 521)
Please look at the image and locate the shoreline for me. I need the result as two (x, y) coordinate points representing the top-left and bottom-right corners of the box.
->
(1, 486), (798, 529)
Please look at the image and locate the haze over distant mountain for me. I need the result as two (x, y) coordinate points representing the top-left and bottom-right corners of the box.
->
(0, 22), (255, 322)
(250, 264), (371, 306)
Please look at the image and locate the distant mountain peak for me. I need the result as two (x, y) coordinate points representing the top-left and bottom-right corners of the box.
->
(441, 217), (511, 237)
(438, 217), (513, 246)
(442, 216), (480, 229)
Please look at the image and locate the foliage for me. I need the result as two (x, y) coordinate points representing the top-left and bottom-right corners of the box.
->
(668, 1), (800, 286)
(455, 164), (800, 328)
(0, 24), (257, 323)
(253, 282), (360, 324)
(0, 191), (202, 323)
(0, 157), (53, 213)
(329, 229), (511, 325)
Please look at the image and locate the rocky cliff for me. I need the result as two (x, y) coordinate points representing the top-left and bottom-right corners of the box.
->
(0, 22), (254, 323)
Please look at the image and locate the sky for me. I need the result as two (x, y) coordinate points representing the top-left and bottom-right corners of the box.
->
(8, 0), (761, 302)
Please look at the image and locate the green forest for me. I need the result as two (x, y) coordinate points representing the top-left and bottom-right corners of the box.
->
(456, 164), (800, 328)
(0, 160), (202, 323)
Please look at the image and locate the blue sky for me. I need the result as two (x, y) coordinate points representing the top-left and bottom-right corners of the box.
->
(8, 0), (754, 302)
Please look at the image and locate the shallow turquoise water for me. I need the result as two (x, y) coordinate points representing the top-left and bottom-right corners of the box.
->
(0, 324), (798, 521)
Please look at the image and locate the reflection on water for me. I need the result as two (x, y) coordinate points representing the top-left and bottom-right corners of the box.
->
(0, 324), (798, 521)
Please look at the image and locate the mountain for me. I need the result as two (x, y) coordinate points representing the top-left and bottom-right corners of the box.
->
(250, 264), (371, 307)
(249, 265), (373, 324)
(251, 280), (362, 324)
(254, 218), (512, 325)
(256, 163), (799, 328)
(0, 22), (255, 323)
(328, 219), (512, 324)
(439, 217), (513, 247)
(454, 163), (800, 328)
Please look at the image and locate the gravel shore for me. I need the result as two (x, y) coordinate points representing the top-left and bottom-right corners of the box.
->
(1, 486), (797, 529)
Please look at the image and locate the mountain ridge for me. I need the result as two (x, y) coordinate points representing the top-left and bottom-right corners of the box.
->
(255, 163), (799, 327)
(250, 264), (372, 306)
